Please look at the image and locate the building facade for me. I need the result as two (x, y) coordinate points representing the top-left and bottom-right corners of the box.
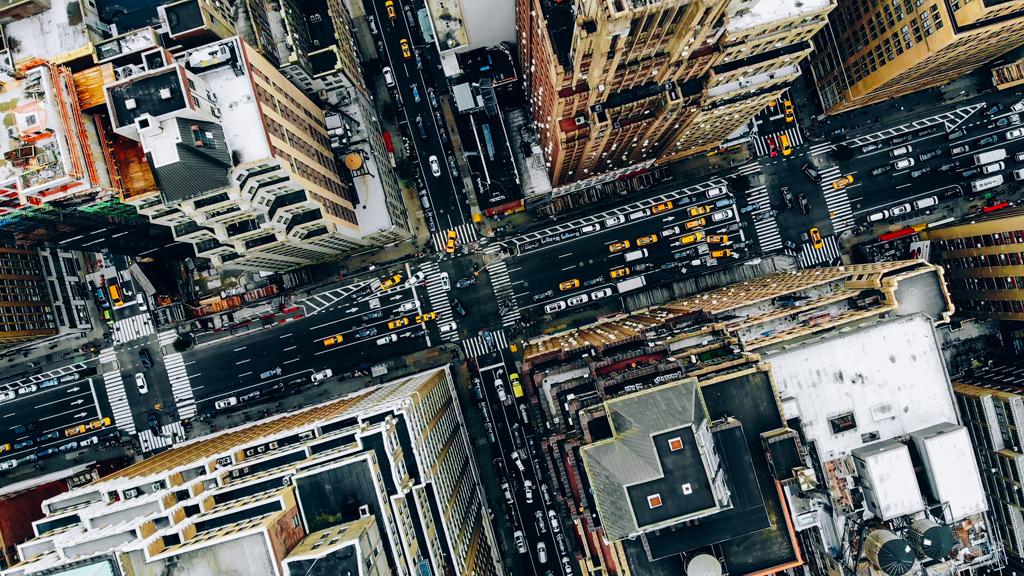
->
(2, 367), (502, 576)
(0, 244), (60, 349)
(809, 0), (1024, 114)
(921, 208), (1024, 320)
(517, 0), (833, 189)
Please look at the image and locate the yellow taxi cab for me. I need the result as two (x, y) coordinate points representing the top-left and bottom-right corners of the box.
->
(65, 424), (86, 437)
(445, 230), (457, 254)
(636, 234), (657, 246)
(711, 249), (731, 258)
(685, 218), (705, 230)
(779, 133), (792, 156)
(90, 417), (111, 430)
(400, 39), (411, 59)
(832, 175), (854, 190)
(388, 317), (409, 329)
(0, 443), (10, 453)
(323, 334), (343, 346)
(784, 100), (794, 122)
(385, 0), (396, 19)
(678, 231), (705, 245)
(511, 373), (524, 397)
(810, 227), (824, 249)
(415, 312), (437, 323)
(610, 267), (631, 279)
(687, 205), (712, 217)
(707, 234), (728, 244)
(559, 279), (580, 291)
(609, 240), (631, 252)
(380, 274), (402, 290)
(651, 201), (674, 214)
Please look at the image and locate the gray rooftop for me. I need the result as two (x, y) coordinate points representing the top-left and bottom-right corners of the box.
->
(582, 379), (716, 541)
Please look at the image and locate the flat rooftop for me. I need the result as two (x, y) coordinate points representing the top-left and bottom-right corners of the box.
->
(727, 0), (833, 32)
(107, 68), (188, 129)
(765, 314), (957, 459)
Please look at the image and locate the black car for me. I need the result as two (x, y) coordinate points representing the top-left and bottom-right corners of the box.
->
(938, 161), (960, 172)
(910, 166), (932, 178)
(99, 430), (121, 443)
(456, 276), (477, 288)
(139, 348), (153, 369)
(962, 168), (982, 179)
(285, 377), (307, 388)
(37, 431), (59, 442)
(361, 311), (382, 321)
(450, 298), (467, 316)
(781, 186), (794, 208)
(947, 128), (966, 140)
(560, 230), (580, 240)
(13, 422), (36, 434)
(355, 327), (378, 339)
(582, 277), (604, 287)
(890, 133), (914, 145)
(239, 391), (260, 403)
(148, 413), (162, 433)
(985, 103), (1005, 116)
(917, 126), (939, 137)
(519, 241), (540, 252)
(870, 165), (893, 176)
(660, 262), (685, 271)
(918, 149), (942, 161)
(498, 301), (513, 316)
(801, 164), (822, 184)
(861, 142), (882, 153)
(351, 285), (373, 299)
(262, 383), (285, 396)
(532, 290), (554, 302)
(977, 135), (999, 146)
(797, 193), (811, 215)
(633, 263), (654, 272)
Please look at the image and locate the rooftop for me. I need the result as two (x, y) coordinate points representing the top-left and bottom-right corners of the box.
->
(727, 0), (833, 32)
(764, 314), (957, 459)
(539, 0), (576, 71)
(106, 68), (189, 130)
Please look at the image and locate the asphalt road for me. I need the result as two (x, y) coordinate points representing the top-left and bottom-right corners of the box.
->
(366, 0), (470, 232)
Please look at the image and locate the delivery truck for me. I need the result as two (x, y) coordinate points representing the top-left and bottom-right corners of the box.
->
(974, 149), (1007, 166)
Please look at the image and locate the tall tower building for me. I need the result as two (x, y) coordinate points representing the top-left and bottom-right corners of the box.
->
(517, 0), (833, 190)
(809, 0), (1024, 114)
(921, 208), (1024, 321)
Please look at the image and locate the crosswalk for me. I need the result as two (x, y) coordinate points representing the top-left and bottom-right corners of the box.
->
(164, 353), (196, 419)
(815, 165), (856, 233)
(486, 259), (521, 328)
(300, 281), (372, 315)
(751, 126), (805, 157)
(743, 184), (783, 252)
(808, 142), (836, 157)
(798, 235), (842, 268)
(99, 362), (136, 436)
(432, 223), (479, 253)
(112, 313), (154, 344)
(420, 261), (458, 341)
(138, 420), (186, 453)
(461, 329), (508, 358)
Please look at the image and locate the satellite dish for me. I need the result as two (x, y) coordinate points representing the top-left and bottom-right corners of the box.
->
(345, 153), (363, 170)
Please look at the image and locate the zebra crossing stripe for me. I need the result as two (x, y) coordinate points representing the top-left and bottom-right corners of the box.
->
(461, 330), (508, 358)
(138, 421), (185, 453)
(421, 262), (459, 341)
(163, 353), (196, 419)
(798, 235), (841, 267)
(432, 223), (479, 252)
(487, 259), (522, 326)
(102, 371), (136, 435)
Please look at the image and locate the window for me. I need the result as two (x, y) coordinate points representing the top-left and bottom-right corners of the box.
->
(293, 514), (301, 527)
(647, 494), (662, 508)
(668, 437), (684, 451)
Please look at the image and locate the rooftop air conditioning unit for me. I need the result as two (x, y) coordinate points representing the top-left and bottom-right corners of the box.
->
(574, 116), (586, 126)
(359, 505), (371, 518)
(125, 98), (137, 110)
(159, 88), (172, 99)
(115, 64), (143, 81)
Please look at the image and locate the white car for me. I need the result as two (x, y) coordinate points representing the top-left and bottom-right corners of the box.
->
(399, 301), (418, 312)
(590, 287), (614, 300)
(405, 271), (426, 289)
(1014, 98), (1024, 113)
(376, 334), (399, 345)
(215, 397), (238, 410)
(889, 203), (912, 216)
(17, 384), (37, 395)
(429, 155), (441, 177)
(0, 390), (15, 403)
(544, 301), (567, 314)
(567, 294), (589, 307)
(893, 158), (914, 170)
(136, 293), (148, 311)
(382, 66), (395, 88)
(311, 369), (333, 383)
(604, 215), (626, 227)
(711, 208), (733, 222)
(438, 321), (457, 333)
(0, 459), (16, 471)
(1008, 128), (1024, 140)
(440, 272), (450, 291)
(867, 210), (890, 222)
(524, 479), (534, 503)
(79, 436), (99, 447)
(549, 510), (560, 532)
(135, 373), (148, 394)
(580, 223), (601, 234)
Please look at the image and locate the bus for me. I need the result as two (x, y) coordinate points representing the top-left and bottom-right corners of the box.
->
(108, 284), (124, 307)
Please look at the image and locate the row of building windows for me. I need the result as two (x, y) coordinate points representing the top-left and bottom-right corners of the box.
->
(942, 252), (1024, 269)
(955, 297), (1024, 314)
(935, 230), (1024, 251)
(949, 275), (1024, 292)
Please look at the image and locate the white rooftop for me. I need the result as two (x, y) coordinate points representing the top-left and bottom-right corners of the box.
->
(727, 0), (833, 31)
(851, 440), (924, 520)
(187, 42), (271, 165)
(4, 0), (93, 62)
(767, 314), (957, 460)
(911, 423), (988, 522)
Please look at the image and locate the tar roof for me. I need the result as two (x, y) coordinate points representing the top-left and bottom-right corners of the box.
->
(107, 68), (188, 129)
(582, 379), (715, 541)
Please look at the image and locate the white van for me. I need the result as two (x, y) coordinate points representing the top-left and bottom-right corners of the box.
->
(1014, 169), (1024, 181)
(623, 249), (649, 262)
(912, 196), (938, 210)
(627, 209), (649, 221)
(983, 161), (1005, 174)
(867, 210), (890, 222)
(889, 145), (913, 158)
